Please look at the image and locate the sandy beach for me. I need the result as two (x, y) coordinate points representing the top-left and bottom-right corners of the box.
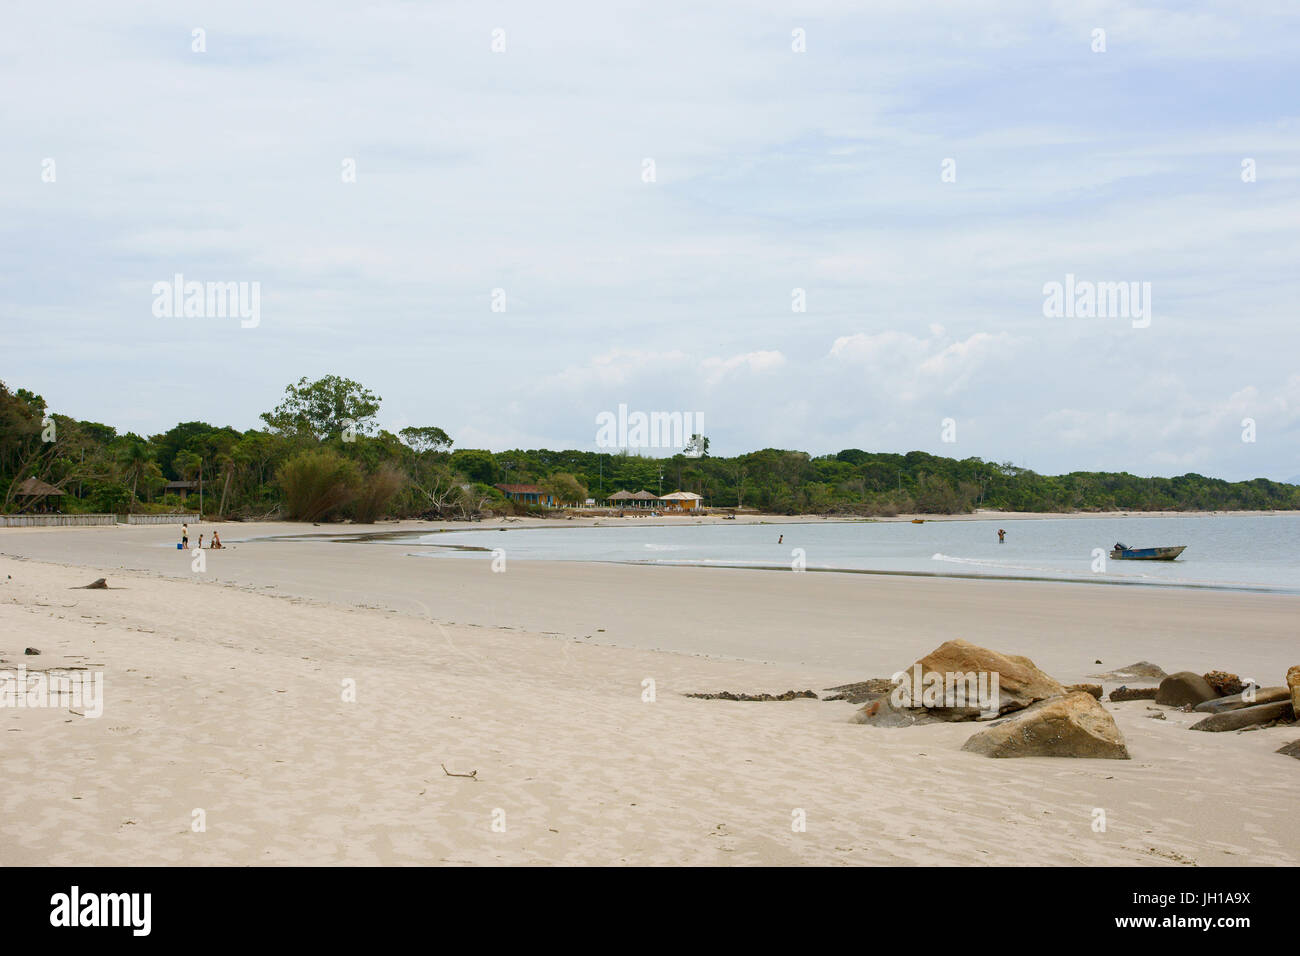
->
(1, 520), (1296, 866)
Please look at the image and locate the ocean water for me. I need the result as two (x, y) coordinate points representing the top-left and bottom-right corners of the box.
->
(399, 514), (1300, 593)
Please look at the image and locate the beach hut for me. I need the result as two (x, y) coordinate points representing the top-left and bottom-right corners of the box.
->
(494, 483), (558, 508)
(606, 490), (638, 507)
(11, 477), (65, 512)
(629, 490), (660, 510)
(659, 491), (703, 512)
(162, 480), (198, 501)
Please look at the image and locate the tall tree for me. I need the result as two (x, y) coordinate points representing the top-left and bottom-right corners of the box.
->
(398, 426), (453, 454)
(261, 375), (382, 441)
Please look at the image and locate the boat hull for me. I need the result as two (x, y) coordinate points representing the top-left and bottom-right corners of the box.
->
(1109, 545), (1186, 561)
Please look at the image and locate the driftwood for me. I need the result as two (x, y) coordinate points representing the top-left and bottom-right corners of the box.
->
(441, 763), (478, 780)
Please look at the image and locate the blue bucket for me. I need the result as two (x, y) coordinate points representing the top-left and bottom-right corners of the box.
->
(176, 543), (183, 550)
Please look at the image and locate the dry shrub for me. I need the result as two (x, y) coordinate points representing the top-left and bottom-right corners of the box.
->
(352, 463), (406, 523)
(276, 448), (360, 522)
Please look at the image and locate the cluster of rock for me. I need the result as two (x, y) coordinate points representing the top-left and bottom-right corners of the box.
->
(822, 679), (897, 703)
(848, 640), (1300, 760)
(1132, 668), (1299, 739)
(1099, 663), (1299, 757)
(684, 689), (818, 702)
(851, 639), (1131, 759)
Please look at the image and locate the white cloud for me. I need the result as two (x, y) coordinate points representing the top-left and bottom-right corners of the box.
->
(700, 350), (787, 385)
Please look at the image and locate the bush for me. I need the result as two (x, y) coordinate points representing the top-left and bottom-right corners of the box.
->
(276, 448), (360, 522)
(350, 463), (406, 523)
(88, 480), (132, 513)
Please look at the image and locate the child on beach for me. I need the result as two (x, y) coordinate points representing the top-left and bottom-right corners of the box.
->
(211, 532), (222, 550)
(198, 534), (204, 549)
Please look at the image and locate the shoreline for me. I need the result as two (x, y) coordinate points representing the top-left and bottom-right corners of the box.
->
(4, 507), (1297, 537)
(6, 512), (1299, 604)
(3, 520), (1296, 674)
(243, 512), (1299, 598)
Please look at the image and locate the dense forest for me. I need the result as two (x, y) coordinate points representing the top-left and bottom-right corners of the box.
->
(3, 375), (1297, 520)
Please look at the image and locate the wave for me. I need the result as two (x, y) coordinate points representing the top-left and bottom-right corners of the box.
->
(931, 552), (1090, 577)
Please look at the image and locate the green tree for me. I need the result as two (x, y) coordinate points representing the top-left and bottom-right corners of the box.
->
(261, 375), (382, 441)
(398, 426), (453, 454)
(541, 472), (587, 505)
(117, 441), (152, 507)
(450, 449), (497, 485)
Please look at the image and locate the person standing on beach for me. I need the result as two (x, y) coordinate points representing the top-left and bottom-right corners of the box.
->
(778, 534), (783, 544)
(198, 533), (204, 549)
(181, 523), (189, 549)
(997, 528), (1006, 543)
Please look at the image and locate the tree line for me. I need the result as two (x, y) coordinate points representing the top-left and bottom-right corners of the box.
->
(3, 375), (1296, 520)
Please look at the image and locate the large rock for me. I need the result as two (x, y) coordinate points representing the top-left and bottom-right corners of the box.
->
(1193, 686), (1288, 715)
(1155, 671), (1220, 707)
(1189, 700), (1294, 732)
(961, 692), (1130, 759)
(1288, 666), (1300, 719)
(1066, 683), (1103, 699)
(888, 639), (1065, 719)
(1092, 661), (1166, 681)
(1277, 740), (1300, 760)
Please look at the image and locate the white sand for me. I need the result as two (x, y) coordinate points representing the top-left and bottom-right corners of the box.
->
(1, 521), (1296, 866)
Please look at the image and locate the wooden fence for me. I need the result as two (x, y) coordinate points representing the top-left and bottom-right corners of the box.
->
(126, 513), (200, 525)
(0, 514), (118, 527)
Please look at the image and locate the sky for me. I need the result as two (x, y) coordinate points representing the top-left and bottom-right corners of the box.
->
(3, 1), (1299, 481)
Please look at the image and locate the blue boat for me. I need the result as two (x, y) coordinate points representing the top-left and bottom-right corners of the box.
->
(1109, 543), (1186, 561)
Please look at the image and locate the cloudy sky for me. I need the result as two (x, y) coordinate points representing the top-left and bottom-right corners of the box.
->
(3, 1), (1298, 480)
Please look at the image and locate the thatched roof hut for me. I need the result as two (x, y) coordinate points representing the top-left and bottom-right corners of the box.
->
(13, 477), (64, 498)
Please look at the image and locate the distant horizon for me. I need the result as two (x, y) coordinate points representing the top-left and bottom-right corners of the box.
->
(10, 373), (1297, 488)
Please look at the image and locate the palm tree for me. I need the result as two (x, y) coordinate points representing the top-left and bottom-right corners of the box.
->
(118, 441), (151, 509)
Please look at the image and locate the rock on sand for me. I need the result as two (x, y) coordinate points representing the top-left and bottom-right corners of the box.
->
(1192, 687), (1289, 715)
(892, 638), (1065, 718)
(1155, 671), (1220, 707)
(961, 692), (1130, 759)
(1189, 700), (1295, 733)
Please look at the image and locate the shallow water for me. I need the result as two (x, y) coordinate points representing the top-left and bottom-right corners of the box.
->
(398, 514), (1300, 593)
